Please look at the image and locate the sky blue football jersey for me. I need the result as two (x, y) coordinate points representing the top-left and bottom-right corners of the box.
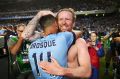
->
(28, 32), (74, 79)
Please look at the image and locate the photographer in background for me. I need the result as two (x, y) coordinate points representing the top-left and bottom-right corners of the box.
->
(114, 29), (120, 43)
(8, 24), (33, 79)
(110, 28), (120, 79)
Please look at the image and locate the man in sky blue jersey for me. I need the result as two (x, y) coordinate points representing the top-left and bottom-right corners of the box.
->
(28, 14), (74, 79)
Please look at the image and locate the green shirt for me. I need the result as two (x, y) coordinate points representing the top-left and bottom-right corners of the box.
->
(8, 35), (32, 73)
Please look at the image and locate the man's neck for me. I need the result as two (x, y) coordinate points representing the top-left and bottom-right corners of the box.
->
(43, 30), (52, 36)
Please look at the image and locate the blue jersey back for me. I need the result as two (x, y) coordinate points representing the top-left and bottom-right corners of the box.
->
(28, 32), (73, 79)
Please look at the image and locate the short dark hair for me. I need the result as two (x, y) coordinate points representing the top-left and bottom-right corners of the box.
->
(39, 14), (56, 30)
(16, 23), (26, 28)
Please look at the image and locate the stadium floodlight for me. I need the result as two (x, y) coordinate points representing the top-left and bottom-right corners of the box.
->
(85, 13), (88, 16)
(103, 14), (105, 16)
(96, 14), (98, 16)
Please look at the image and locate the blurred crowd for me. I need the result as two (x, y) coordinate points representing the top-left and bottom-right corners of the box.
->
(75, 13), (120, 32)
(0, 0), (118, 12)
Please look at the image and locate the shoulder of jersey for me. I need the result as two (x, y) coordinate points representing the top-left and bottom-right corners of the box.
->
(58, 31), (71, 35)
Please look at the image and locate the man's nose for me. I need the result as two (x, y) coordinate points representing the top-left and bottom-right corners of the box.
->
(61, 19), (66, 25)
(61, 26), (68, 32)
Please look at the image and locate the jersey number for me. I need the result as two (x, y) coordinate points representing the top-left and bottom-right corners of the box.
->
(32, 52), (51, 76)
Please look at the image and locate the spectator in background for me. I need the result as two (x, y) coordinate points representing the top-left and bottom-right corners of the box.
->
(8, 24), (25, 55)
(3, 26), (17, 55)
(0, 26), (6, 35)
(7, 23), (33, 79)
(87, 32), (104, 79)
(0, 26), (7, 55)
(81, 27), (89, 40)
(110, 30), (120, 75)
(102, 31), (113, 75)
(114, 29), (120, 43)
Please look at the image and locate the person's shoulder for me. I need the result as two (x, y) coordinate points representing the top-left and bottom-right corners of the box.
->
(31, 38), (39, 43)
(72, 30), (82, 34)
(57, 32), (73, 38)
(76, 38), (86, 44)
(73, 29), (82, 35)
(58, 31), (72, 35)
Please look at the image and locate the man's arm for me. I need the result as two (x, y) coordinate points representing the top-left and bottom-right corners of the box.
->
(39, 38), (91, 78)
(21, 10), (55, 40)
(114, 37), (120, 42)
(102, 32), (113, 41)
(21, 13), (40, 39)
(64, 38), (91, 78)
(8, 37), (24, 55)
